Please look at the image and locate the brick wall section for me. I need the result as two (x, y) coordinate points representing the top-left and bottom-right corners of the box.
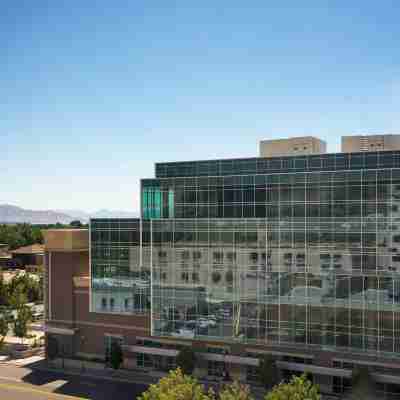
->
(46, 249), (150, 358)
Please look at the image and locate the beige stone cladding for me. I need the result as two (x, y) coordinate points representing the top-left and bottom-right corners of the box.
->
(259, 136), (326, 157)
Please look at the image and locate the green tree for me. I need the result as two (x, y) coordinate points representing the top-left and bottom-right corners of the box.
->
(176, 347), (196, 375)
(7, 274), (41, 305)
(47, 335), (59, 360)
(13, 305), (32, 344)
(110, 341), (123, 370)
(0, 275), (8, 306)
(0, 223), (44, 251)
(0, 312), (9, 350)
(219, 381), (253, 400)
(139, 368), (213, 400)
(350, 367), (375, 400)
(9, 284), (28, 309)
(258, 354), (278, 389)
(70, 220), (83, 228)
(265, 373), (320, 400)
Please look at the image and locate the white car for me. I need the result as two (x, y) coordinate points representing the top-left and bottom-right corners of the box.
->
(172, 329), (195, 339)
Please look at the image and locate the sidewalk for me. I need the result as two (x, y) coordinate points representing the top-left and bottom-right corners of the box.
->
(31, 359), (162, 386)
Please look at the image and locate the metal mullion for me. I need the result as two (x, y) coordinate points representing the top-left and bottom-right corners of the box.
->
(392, 170), (395, 354)
(376, 171), (380, 353)
(278, 180), (281, 344)
(361, 171), (365, 351)
(150, 219), (153, 336)
(265, 207), (269, 344)
(305, 174), (308, 346)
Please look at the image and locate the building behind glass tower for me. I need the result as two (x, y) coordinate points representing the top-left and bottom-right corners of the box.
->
(46, 135), (400, 397)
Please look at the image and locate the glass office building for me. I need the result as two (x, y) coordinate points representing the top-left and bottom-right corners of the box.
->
(91, 150), (400, 357)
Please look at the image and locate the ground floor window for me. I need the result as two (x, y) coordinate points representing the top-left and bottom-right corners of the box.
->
(137, 353), (154, 368)
(208, 361), (225, 377)
(136, 354), (176, 371)
(104, 335), (123, 362)
(246, 365), (259, 383)
(376, 382), (400, 399)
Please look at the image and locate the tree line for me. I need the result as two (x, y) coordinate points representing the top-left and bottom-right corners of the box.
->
(0, 221), (86, 250)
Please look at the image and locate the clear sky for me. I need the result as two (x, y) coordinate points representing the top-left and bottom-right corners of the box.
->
(1, 1), (399, 213)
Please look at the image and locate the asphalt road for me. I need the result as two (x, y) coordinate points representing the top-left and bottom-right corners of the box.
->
(0, 363), (148, 400)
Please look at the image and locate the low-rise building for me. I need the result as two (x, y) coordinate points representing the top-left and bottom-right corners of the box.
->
(11, 244), (44, 268)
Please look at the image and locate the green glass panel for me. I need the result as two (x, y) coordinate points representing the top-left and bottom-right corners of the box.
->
(168, 189), (174, 218)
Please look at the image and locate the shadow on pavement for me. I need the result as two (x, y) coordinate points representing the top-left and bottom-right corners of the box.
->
(20, 360), (148, 399)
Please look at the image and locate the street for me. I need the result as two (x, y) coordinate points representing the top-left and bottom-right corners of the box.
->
(0, 362), (148, 399)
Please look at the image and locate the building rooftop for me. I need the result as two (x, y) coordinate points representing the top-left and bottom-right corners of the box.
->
(151, 149), (400, 179)
(11, 244), (45, 255)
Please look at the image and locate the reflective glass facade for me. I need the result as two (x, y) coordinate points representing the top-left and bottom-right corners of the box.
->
(90, 219), (150, 314)
(91, 150), (400, 357)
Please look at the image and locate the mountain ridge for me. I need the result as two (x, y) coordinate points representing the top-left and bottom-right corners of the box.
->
(0, 204), (138, 224)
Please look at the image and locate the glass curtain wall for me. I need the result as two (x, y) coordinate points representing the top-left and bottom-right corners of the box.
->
(90, 219), (150, 314)
(151, 168), (400, 356)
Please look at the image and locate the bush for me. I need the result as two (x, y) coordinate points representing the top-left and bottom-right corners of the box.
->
(139, 368), (213, 400)
(219, 381), (253, 400)
(0, 312), (8, 350)
(176, 347), (196, 375)
(265, 373), (320, 400)
(258, 354), (278, 389)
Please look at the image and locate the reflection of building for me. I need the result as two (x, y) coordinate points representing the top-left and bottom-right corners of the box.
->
(342, 134), (400, 153)
(45, 135), (400, 398)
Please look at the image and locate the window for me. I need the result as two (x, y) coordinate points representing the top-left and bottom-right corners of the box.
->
(246, 365), (259, 382)
(101, 298), (107, 309)
(124, 298), (130, 310)
(249, 252), (258, 263)
(105, 335), (123, 361)
(213, 252), (223, 263)
(110, 298), (115, 310)
(208, 361), (225, 377)
(181, 272), (189, 282)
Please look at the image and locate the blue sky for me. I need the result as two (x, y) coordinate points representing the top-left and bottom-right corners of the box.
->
(1, 1), (399, 212)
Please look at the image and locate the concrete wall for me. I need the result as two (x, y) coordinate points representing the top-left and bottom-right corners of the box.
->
(259, 137), (326, 157)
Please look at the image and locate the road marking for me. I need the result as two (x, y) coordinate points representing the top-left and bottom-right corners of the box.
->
(45, 379), (69, 389)
(0, 381), (87, 399)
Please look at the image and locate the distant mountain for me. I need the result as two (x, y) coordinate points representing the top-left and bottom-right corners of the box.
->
(0, 204), (73, 225)
(0, 204), (140, 225)
(56, 209), (139, 221)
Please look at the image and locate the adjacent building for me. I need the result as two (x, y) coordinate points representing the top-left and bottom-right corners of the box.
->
(44, 134), (400, 398)
(259, 136), (327, 158)
(11, 244), (45, 269)
(342, 134), (400, 153)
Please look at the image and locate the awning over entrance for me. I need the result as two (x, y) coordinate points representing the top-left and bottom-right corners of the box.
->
(200, 353), (259, 366)
(44, 325), (77, 336)
(276, 361), (352, 378)
(124, 345), (179, 357)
